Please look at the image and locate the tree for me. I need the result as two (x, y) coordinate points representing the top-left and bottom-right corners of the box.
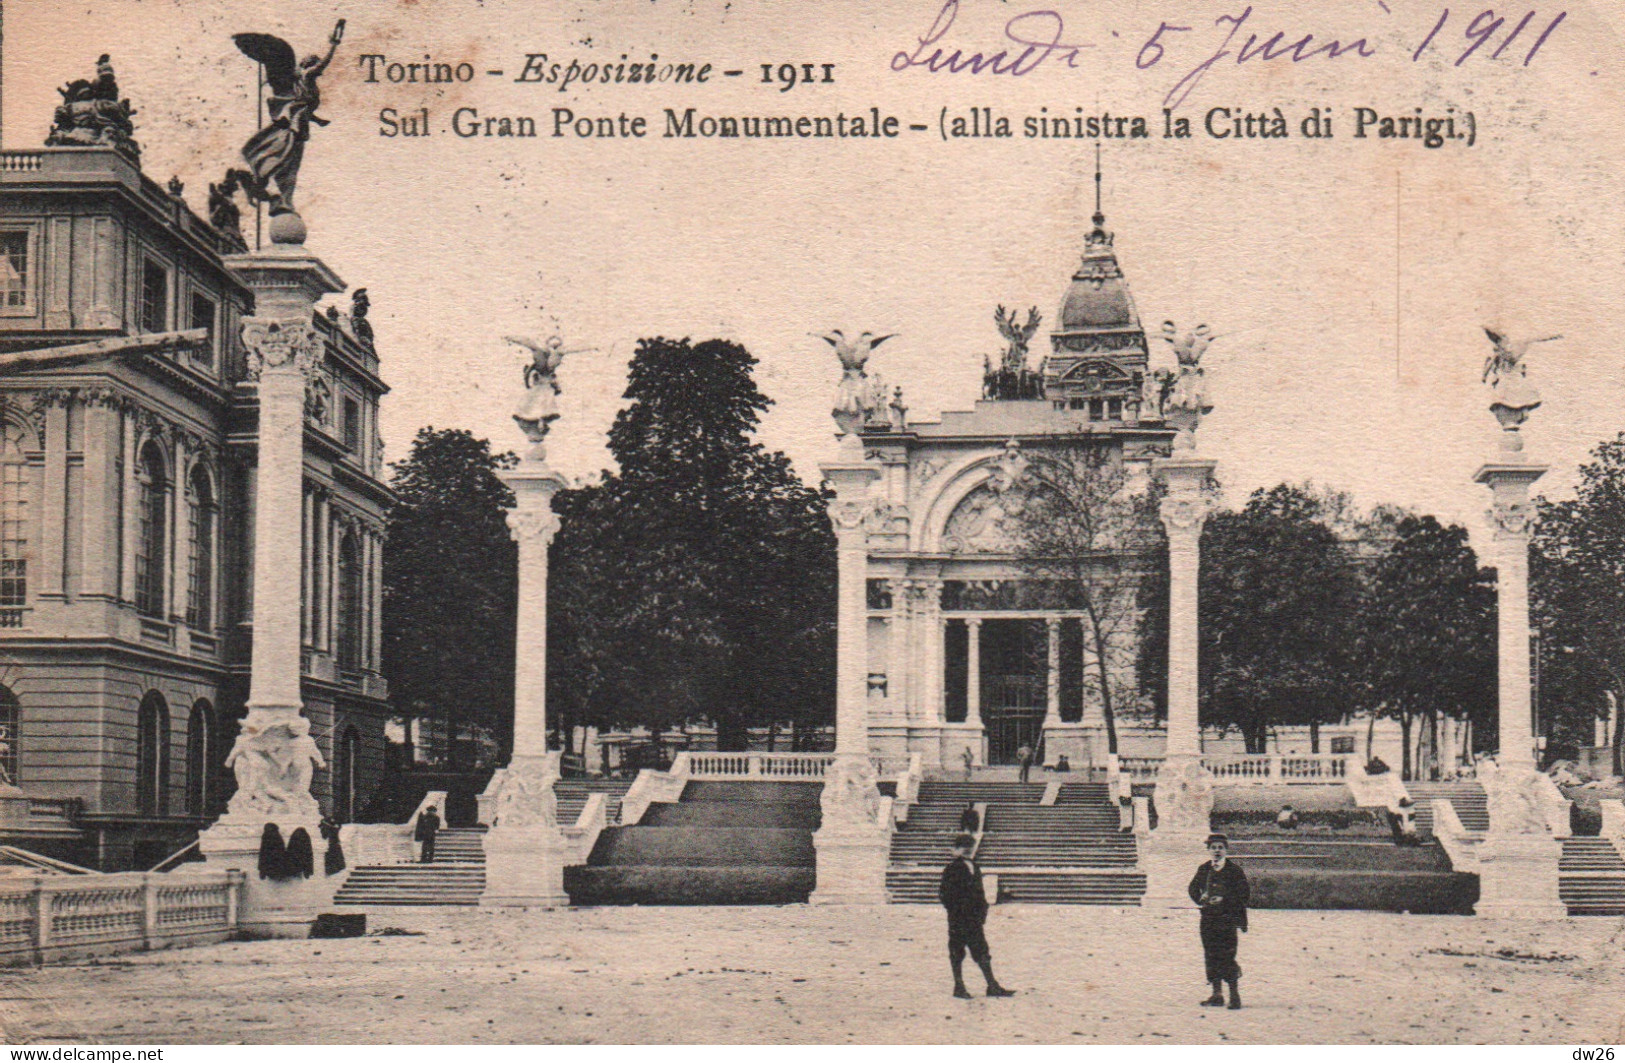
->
(1012, 442), (1159, 752)
(1361, 514), (1497, 779)
(382, 428), (518, 766)
(549, 337), (836, 750)
(1197, 485), (1363, 753)
(1533, 433), (1625, 775)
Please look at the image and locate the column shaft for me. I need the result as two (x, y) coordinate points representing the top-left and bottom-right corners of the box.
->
(247, 367), (307, 709)
(966, 619), (982, 726)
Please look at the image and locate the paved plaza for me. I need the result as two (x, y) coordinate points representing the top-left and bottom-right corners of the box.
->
(3, 905), (1623, 1044)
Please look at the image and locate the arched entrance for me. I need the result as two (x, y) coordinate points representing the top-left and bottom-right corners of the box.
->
(979, 619), (1047, 764)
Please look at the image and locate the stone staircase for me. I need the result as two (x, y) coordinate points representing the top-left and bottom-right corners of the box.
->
(555, 778), (633, 825)
(1409, 781), (1490, 834)
(332, 827), (488, 907)
(563, 781), (820, 905)
(1559, 836), (1625, 915)
(886, 780), (1144, 905)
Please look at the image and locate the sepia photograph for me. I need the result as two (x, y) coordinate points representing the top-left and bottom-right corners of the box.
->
(0, 0), (1622, 1047)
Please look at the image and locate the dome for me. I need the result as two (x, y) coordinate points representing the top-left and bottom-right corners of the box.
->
(1056, 214), (1140, 333)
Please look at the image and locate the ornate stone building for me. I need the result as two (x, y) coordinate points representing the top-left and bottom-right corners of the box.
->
(858, 203), (1178, 769)
(0, 78), (391, 868)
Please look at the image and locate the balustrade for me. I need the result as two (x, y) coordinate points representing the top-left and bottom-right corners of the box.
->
(0, 870), (242, 966)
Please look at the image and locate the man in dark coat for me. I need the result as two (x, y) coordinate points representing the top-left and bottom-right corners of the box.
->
(939, 833), (1015, 999)
(415, 804), (440, 863)
(1188, 832), (1250, 1009)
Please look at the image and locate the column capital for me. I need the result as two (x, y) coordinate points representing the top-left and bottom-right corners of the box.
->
(242, 318), (321, 380)
(1475, 462), (1548, 542)
(506, 505), (560, 547)
(965, 616), (982, 630)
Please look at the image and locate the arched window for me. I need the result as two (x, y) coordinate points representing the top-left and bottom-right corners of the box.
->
(185, 699), (213, 815)
(0, 422), (32, 627)
(186, 466), (215, 630)
(334, 725), (360, 823)
(135, 442), (168, 619)
(0, 685), (19, 786)
(136, 691), (170, 816)
(336, 532), (362, 671)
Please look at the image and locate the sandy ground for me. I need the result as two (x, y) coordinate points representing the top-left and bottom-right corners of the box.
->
(3, 905), (1623, 1044)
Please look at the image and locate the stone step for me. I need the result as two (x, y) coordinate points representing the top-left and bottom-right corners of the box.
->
(564, 865), (815, 905)
(588, 825), (814, 868)
(679, 781), (824, 805)
(1560, 876), (1625, 916)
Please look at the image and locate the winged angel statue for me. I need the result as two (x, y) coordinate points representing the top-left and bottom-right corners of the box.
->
(231, 21), (345, 218)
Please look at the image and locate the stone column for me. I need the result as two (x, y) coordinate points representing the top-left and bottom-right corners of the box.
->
(1044, 618), (1061, 732)
(812, 442), (888, 904)
(966, 618), (983, 730)
(1144, 455), (1219, 905)
(200, 242), (342, 936)
(480, 456), (571, 907)
(1473, 458), (1565, 917)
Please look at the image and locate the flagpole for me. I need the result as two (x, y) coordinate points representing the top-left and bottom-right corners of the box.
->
(254, 64), (263, 251)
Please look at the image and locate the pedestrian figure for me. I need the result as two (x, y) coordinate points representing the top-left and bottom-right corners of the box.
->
(1189, 832), (1249, 1010)
(1054, 753), (1071, 773)
(940, 833), (1015, 1000)
(1016, 743), (1033, 784)
(256, 823), (287, 880)
(415, 804), (440, 863)
(285, 827), (315, 878)
(1276, 803), (1300, 830)
(960, 745), (975, 779)
(320, 815), (346, 876)
(958, 802), (980, 833)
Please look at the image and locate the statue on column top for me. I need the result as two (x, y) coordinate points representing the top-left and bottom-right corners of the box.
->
(1482, 327), (1561, 447)
(507, 333), (589, 460)
(1159, 321), (1216, 449)
(230, 20), (345, 238)
(817, 329), (895, 435)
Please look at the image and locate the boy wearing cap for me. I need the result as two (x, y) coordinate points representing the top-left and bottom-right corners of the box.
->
(1188, 832), (1250, 1009)
(939, 833), (1015, 1000)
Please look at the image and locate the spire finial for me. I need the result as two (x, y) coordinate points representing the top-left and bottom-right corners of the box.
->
(1093, 141), (1104, 228)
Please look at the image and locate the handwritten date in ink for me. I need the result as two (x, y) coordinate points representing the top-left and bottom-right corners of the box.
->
(1410, 9), (1567, 66)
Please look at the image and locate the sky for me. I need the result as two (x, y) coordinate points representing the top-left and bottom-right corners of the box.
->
(5, 0), (1624, 554)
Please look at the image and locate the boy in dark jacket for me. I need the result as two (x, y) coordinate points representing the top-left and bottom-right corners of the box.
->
(939, 833), (1015, 999)
(1188, 832), (1250, 1009)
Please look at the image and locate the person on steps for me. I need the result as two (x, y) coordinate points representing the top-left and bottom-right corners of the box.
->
(415, 804), (440, 864)
(1188, 832), (1250, 1010)
(940, 833), (1015, 1000)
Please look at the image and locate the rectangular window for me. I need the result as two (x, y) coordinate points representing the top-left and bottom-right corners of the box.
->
(0, 454), (29, 627)
(342, 397), (361, 452)
(189, 292), (216, 367)
(140, 260), (169, 333)
(0, 231), (31, 312)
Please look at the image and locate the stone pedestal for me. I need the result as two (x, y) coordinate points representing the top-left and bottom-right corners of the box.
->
(1475, 829), (1564, 919)
(481, 752), (570, 908)
(480, 458), (573, 907)
(811, 442), (889, 904)
(200, 244), (344, 935)
(1042, 722), (1092, 768)
(199, 820), (333, 936)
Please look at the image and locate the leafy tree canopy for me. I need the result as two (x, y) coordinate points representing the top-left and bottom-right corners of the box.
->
(382, 427), (518, 762)
(549, 337), (835, 750)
